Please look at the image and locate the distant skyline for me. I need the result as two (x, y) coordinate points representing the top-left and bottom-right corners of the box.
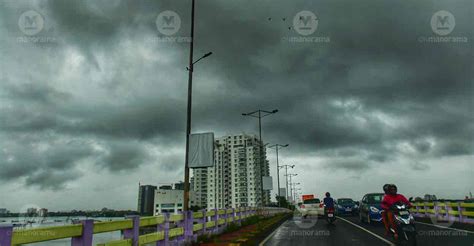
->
(0, 0), (472, 211)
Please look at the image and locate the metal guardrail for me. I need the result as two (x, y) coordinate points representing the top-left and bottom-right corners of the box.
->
(0, 207), (290, 246)
(410, 202), (474, 224)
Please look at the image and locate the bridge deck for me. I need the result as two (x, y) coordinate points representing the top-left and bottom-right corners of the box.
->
(261, 215), (474, 246)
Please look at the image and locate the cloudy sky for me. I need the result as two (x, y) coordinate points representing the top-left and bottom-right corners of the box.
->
(0, 0), (472, 211)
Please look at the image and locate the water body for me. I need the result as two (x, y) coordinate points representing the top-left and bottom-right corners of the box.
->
(0, 216), (123, 245)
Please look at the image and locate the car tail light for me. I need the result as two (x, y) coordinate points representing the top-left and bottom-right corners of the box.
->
(319, 203), (323, 208)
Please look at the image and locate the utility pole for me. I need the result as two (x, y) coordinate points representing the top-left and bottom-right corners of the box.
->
(286, 173), (297, 204)
(183, 0), (195, 212)
(268, 144), (288, 207)
(242, 109), (278, 207)
(280, 164), (294, 203)
(183, 0), (213, 211)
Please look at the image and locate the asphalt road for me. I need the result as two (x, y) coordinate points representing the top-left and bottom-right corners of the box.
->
(260, 215), (474, 246)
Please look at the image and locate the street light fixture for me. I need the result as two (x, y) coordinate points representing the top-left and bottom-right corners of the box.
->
(285, 173), (297, 203)
(291, 182), (301, 202)
(268, 144), (289, 207)
(280, 164), (295, 203)
(242, 109), (278, 207)
(183, 0), (214, 212)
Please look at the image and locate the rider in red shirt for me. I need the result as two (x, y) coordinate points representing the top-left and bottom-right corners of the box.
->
(381, 184), (412, 239)
(381, 184), (390, 235)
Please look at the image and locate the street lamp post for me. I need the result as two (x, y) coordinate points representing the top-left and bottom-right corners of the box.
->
(242, 109), (278, 207)
(183, 0), (213, 212)
(268, 144), (288, 207)
(285, 173), (297, 203)
(291, 183), (301, 203)
(280, 164), (295, 203)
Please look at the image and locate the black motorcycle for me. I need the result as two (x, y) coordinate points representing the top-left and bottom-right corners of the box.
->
(389, 202), (417, 245)
(325, 206), (336, 224)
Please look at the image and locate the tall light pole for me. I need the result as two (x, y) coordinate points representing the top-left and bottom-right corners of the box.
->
(183, 0), (213, 212)
(285, 173), (297, 203)
(268, 144), (288, 207)
(280, 164), (295, 203)
(242, 109), (278, 207)
(291, 183), (301, 203)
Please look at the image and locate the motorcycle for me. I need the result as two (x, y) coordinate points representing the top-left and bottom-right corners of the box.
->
(325, 207), (336, 224)
(389, 202), (417, 245)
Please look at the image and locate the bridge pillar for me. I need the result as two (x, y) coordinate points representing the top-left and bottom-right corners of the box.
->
(71, 219), (94, 246)
(0, 225), (13, 246)
(123, 215), (139, 246)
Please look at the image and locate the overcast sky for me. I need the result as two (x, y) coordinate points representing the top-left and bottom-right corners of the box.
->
(0, 0), (472, 212)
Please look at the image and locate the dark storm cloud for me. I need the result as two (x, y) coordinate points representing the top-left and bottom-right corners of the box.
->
(98, 141), (150, 172)
(0, 136), (94, 189)
(0, 0), (472, 196)
(323, 158), (370, 171)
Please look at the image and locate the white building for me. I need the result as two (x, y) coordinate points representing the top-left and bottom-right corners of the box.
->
(192, 133), (270, 209)
(154, 189), (196, 215)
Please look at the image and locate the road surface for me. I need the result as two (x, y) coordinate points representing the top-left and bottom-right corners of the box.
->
(260, 215), (474, 246)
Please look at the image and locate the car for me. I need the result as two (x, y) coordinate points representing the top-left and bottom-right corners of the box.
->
(359, 193), (384, 224)
(336, 198), (358, 215)
(300, 198), (324, 217)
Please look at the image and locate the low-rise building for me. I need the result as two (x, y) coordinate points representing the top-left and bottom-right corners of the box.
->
(154, 189), (196, 215)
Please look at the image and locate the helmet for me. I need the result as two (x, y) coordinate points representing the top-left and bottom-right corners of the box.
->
(388, 184), (397, 194)
(325, 192), (330, 197)
(383, 184), (390, 194)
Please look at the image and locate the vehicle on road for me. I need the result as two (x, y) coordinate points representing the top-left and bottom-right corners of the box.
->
(389, 201), (417, 245)
(336, 198), (358, 215)
(359, 193), (384, 224)
(300, 198), (324, 217)
(325, 206), (336, 224)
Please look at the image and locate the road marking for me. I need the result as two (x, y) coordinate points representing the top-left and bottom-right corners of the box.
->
(337, 216), (395, 246)
(259, 221), (286, 246)
(415, 221), (474, 234)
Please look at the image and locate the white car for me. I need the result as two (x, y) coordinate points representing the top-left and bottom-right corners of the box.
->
(299, 198), (324, 217)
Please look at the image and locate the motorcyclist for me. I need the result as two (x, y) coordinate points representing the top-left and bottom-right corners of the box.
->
(381, 184), (412, 239)
(381, 184), (390, 236)
(323, 192), (335, 210)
